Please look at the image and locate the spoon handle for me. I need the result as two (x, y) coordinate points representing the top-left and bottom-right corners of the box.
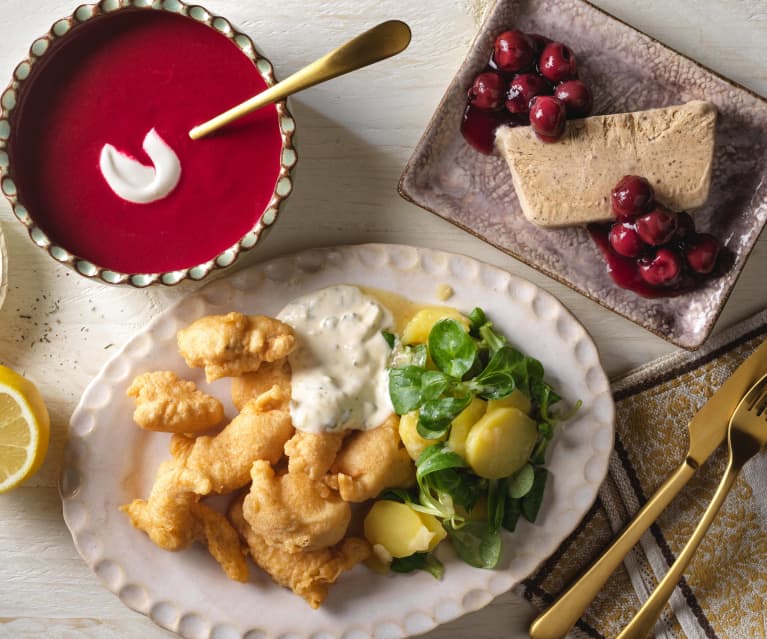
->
(616, 454), (741, 639)
(189, 20), (411, 139)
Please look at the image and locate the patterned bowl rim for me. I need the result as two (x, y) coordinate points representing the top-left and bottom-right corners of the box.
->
(0, 221), (7, 310)
(0, 0), (298, 288)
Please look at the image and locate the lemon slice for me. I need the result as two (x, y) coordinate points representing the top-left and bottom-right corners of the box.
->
(0, 365), (50, 493)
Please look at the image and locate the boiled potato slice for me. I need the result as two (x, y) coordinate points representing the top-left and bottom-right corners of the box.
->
(402, 307), (470, 345)
(487, 388), (532, 415)
(465, 407), (538, 479)
(419, 510), (447, 547)
(364, 500), (446, 558)
(447, 397), (487, 459)
(399, 411), (443, 461)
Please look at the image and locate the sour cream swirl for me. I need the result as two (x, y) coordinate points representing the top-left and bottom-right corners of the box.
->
(99, 128), (181, 204)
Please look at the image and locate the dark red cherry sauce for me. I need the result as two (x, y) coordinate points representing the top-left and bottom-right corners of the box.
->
(461, 106), (524, 154)
(588, 224), (708, 299)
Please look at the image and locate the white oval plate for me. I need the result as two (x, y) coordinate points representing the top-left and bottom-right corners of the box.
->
(61, 244), (614, 639)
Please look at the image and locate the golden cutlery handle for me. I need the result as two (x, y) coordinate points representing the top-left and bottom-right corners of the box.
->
(529, 459), (697, 639)
(616, 458), (740, 639)
(189, 20), (411, 139)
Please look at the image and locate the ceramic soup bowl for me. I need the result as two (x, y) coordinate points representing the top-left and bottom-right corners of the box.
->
(0, 0), (297, 287)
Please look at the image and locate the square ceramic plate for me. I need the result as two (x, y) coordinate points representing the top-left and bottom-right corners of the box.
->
(399, 0), (767, 350)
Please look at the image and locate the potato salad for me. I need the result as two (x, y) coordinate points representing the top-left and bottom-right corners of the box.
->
(364, 306), (579, 577)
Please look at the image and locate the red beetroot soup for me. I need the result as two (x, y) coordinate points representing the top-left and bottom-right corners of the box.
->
(11, 9), (284, 274)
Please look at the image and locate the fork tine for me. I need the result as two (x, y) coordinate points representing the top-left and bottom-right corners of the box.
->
(743, 374), (767, 414)
(756, 394), (767, 417)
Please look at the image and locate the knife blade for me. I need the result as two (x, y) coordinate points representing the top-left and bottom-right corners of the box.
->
(529, 335), (767, 639)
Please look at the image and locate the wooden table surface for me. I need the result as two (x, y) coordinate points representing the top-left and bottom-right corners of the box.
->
(1, 1), (765, 637)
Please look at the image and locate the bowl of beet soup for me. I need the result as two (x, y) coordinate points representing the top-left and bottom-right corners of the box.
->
(0, 1), (297, 286)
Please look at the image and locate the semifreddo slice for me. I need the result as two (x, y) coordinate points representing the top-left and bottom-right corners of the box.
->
(495, 100), (717, 227)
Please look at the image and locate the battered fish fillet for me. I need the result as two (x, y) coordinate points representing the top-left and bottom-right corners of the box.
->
(177, 312), (296, 382)
(121, 384), (292, 580)
(243, 460), (351, 552)
(229, 496), (370, 609)
(126, 371), (224, 434)
(326, 414), (416, 502)
(121, 459), (197, 551)
(171, 386), (294, 494)
(231, 358), (291, 412)
(284, 430), (346, 481)
(120, 461), (248, 582)
(192, 501), (249, 582)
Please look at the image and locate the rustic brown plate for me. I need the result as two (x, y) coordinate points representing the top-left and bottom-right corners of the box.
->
(399, 0), (767, 350)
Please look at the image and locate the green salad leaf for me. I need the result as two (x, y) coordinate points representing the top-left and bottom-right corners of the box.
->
(503, 497), (522, 532)
(468, 346), (523, 399)
(417, 395), (472, 439)
(522, 467), (549, 523)
(428, 319), (477, 378)
(388, 366), (426, 414)
(426, 467), (484, 512)
(416, 444), (468, 480)
(487, 478), (506, 533)
(508, 463), (535, 499)
(411, 444), (475, 523)
(468, 307), (487, 337)
(381, 331), (396, 349)
(445, 520), (502, 569)
(420, 370), (451, 402)
(390, 552), (444, 579)
(390, 342), (428, 369)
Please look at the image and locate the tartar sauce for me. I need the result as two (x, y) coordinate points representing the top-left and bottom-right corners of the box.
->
(277, 285), (394, 433)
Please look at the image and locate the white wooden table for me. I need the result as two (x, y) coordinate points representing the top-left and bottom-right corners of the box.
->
(0, 1), (765, 637)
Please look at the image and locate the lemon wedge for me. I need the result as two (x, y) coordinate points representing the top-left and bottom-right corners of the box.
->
(0, 365), (50, 493)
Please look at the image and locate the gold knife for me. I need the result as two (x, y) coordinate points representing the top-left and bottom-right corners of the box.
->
(529, 335), (767, 639)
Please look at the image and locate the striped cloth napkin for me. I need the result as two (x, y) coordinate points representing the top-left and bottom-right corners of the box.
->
(522, 308), (767, 639)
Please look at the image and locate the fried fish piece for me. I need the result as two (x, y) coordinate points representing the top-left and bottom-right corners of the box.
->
(284, 430), (346, 481)
(326, 414), (416, 502)
(120, 460), (248, 582)
(229, 496), (370, 609)
(177, 312), (296, 382)
(121, 459), (198, 551)
(192, 501), (249, 582)
(171, 386), (294, 494)
(126, 371), (225, 434)
(243, 460), (351, 553)
(231, 359), (292, 412)
(121, 384), (292, 579)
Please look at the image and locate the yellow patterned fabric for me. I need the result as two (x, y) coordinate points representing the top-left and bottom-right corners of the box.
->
(523, 313), (767, 639)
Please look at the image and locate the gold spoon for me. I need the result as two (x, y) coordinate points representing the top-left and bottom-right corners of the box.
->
(617, 372), (767, 639)
(189, 20), (411, 140)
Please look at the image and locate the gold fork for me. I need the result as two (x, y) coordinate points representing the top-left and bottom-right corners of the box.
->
(617, 373), (767, 639)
